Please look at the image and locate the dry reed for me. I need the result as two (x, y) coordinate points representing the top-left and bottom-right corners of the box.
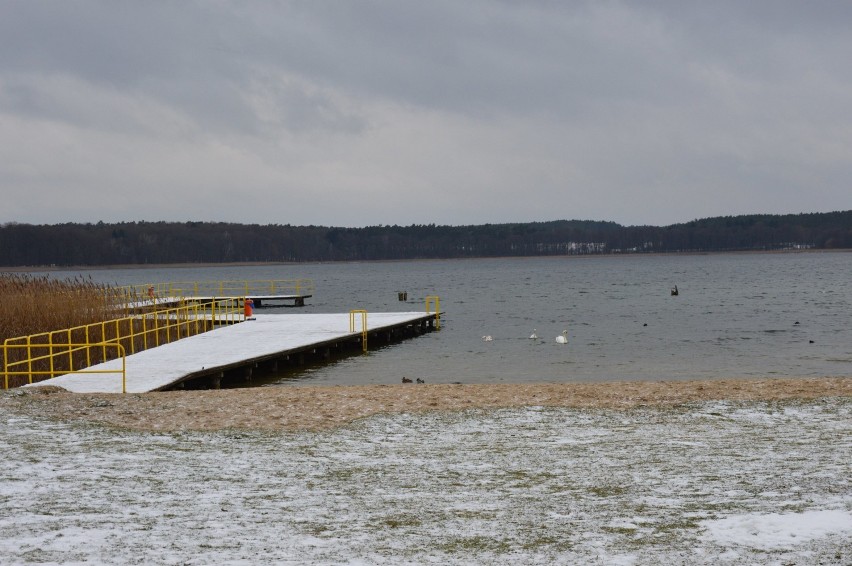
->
(0, 273), (122, 342)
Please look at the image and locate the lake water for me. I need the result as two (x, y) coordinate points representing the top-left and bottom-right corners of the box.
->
(38, 251), (851, 386)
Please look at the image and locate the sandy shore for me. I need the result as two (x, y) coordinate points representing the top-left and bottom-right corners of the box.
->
(3, 376), (850, 432)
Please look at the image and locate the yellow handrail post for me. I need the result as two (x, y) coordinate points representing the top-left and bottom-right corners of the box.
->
(120, 343), (126, 393)
(48, 334), (56, 381)
(85, 326), (92, 367)
(26, 337), (33, 384)
(142, 314), (148, 351)
(2, 344), (7, 390)
(66, 328), (74, 373)
(425, 295), (441, 330)
(349, 310), (368, 353)
(154, 309), (160, 347)
(166, 307), (172, 343)
(114, 319), (120, 357)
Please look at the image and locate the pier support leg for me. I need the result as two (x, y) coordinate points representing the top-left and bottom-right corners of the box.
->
(212, 372), (223, 390)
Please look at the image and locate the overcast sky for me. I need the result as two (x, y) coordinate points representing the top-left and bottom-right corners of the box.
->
(1, 1), (851, 228)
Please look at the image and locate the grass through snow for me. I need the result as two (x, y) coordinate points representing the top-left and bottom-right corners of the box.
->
(1, 397), (850, 565)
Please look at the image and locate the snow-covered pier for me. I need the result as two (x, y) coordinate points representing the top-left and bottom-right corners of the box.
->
(29, 312), (439, 393)
(124, 279), (316, 310)
(128, 293), (312, 311)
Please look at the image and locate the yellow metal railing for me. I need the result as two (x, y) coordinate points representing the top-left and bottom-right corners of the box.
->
(425, 295), (441, 329)
(2, 343), (127, 392)
(2, 298), (243, 390)
(349, 310), (368, 353)
(120, 279), (315, 300)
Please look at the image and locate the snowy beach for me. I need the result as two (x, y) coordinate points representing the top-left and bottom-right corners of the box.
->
(2, 379), (851, 565)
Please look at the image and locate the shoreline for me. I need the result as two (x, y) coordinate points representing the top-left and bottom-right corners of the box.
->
(4, 376), (850, 433)
(6, 247), (850, 273)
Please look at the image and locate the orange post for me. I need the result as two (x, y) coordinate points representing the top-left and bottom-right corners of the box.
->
(244, 298), (254, 318)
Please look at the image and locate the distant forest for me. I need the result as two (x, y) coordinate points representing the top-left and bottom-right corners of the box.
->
(1, 211), (850, 267)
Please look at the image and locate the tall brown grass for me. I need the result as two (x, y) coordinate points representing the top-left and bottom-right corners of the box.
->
(0, 273), (122, 342)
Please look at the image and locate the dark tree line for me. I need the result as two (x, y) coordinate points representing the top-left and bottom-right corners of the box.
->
(0, 211), (849, 267)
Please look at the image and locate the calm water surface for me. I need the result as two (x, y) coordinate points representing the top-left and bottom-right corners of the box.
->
(41, 252), (852, 386)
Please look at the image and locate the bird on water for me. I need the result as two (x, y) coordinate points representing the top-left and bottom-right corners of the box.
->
(482, 335), (493, 342)
(529, 329), (538, 340)
(555, 330), (568, 344)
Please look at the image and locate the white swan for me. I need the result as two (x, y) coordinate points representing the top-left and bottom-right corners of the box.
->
(529, 329), (538, 340)
(482, 335), (493, 342)
(555, 330), (568, 344)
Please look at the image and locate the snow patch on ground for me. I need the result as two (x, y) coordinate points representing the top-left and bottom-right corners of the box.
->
(1, 398), (850, 564)
(701, 509), (852, 550)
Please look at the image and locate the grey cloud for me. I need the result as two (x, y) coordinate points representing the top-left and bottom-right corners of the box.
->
(1, 0), (850, 226)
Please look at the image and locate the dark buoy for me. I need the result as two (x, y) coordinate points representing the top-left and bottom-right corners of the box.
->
(398, 291), (408, 301)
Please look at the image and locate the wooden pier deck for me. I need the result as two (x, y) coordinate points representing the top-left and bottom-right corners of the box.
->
(28, 312), (439, 394)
